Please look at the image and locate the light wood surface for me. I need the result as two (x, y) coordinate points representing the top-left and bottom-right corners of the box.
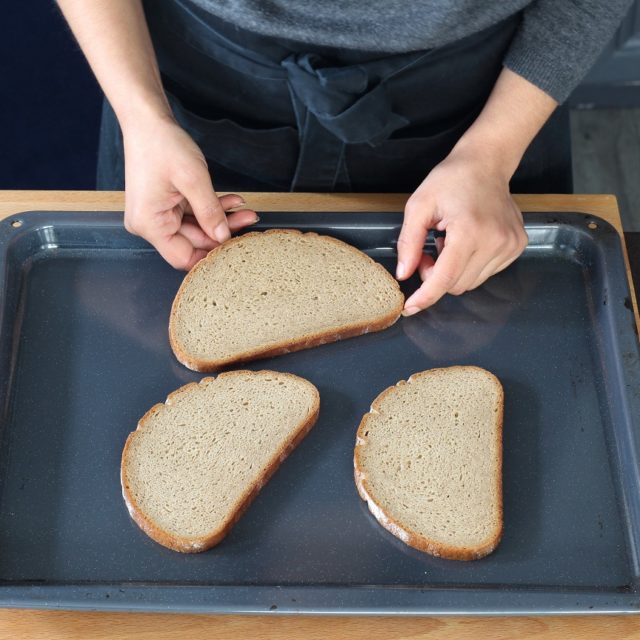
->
(0, 190), (638, 639)
(0, 190), (625, 230)
(2, 610), (640, 640)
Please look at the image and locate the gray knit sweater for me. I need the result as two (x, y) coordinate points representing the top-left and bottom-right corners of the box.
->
(189, 0), (633, 103)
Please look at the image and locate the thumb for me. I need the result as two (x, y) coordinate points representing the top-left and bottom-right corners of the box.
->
(174, 162), (230, 244)
(396, 192), (437, 281)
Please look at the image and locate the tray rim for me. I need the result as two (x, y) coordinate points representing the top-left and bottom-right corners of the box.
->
(0, 210), (639, 615)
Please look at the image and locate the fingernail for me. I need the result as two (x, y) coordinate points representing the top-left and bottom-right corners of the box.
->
(214, 222), (230, 243)
(251, 215), (260, 224)
(396, 261), (406, 279)
(401, 306), (421, 317)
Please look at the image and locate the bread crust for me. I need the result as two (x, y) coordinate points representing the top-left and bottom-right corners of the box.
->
(168, 229), (405, 372)
(353, 366), (504, 561)
(121, 370), (320, 553)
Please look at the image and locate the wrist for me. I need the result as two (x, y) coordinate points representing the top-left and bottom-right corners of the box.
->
(116, 91), (175, 136)
(446, 68), (558, 183)
(449, 124), (524, 182)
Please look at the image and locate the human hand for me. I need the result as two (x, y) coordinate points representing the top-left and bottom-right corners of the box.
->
(122, 115), (258, 270)
(396, 146), (528, 315)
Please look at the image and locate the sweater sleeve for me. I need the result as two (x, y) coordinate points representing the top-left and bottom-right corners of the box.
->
(503, 0), (634, 103)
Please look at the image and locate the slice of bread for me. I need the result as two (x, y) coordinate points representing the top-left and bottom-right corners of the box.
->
(169, 229), (404, 372)
(121, 370), (320, 553)
(354, 366), (503, 561)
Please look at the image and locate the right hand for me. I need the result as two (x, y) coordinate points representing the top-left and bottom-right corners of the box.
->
(122, 115), (258, 270)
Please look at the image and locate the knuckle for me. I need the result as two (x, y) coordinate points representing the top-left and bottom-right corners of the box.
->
(411, 288), (436, 309)
(404, 198), (420, 219)
(517, 229), (529, 251)
(171, 253), (193, 271)
(449, 284), (467, 296)
(397, 234), (419, 248)
(492, 225), (527, 255)
(155, 209), (181, 233)
(404, 191), (424, 211)
(491, 227), (510, 247)
(503, 230), (527, 256)
(438, 269), (459, 290)
(123, 213), (140, 235)
(507, 239), (521, 256)
(404, 194), (433, 223)
(199, 202), (225, 221)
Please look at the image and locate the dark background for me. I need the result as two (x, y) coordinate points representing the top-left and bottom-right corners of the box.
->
(2, 1), (639, 191)
(1, 2), (102, 189)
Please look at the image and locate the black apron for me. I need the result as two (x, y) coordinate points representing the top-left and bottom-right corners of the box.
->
(97, 0), (572, 193)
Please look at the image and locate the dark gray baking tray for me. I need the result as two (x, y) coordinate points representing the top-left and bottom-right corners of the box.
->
(0, 210), (639, 615)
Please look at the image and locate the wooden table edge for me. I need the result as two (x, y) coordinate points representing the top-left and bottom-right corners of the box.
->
(0, 190), (623, 224)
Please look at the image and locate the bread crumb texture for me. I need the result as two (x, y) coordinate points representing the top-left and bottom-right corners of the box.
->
(121, 371), (319, 549)
(354, 366), (503, 560)
(170, 230), (403, 367)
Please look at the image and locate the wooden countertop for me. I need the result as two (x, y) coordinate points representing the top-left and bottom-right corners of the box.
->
(0, 191), (639, 640)
(0, 190), (627, 225)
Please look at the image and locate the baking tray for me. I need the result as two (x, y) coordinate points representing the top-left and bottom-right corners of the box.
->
(0, 210), (639, 615)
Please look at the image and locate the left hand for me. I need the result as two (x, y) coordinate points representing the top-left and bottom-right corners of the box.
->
(396, 145), (529, 315)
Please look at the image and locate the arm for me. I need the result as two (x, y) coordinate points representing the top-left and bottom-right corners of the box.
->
(56, 0), (257, 269)
(504, 0), (634, 104)
(397, 67), (555, 314)
(398, 0), (633, 314)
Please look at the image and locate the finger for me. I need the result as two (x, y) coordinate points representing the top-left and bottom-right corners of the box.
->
(138, 204), (204, 270)
(181, 208), (258, 235)
(469, 252), (521, 292)
(152, 230), (209, 271)
(444, 252), (491, 296)
(182, 194), (253, 218)
(420, 245), (485, 297)
(226, 208), (260, 232)
(403, 234), (475, 314)
(132, 203), (183, 241)
(218, 193), (252, 212)
(173, 164), (230, 244)
(418, 253), (436, 281)
(181, 200), (193, 216)
(179, 210), (259, 253)
(125, 194), (183, 239)
(179, 220), (218, 251)
(396, 195), (437, 281)
(468, 225), (528, 291)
